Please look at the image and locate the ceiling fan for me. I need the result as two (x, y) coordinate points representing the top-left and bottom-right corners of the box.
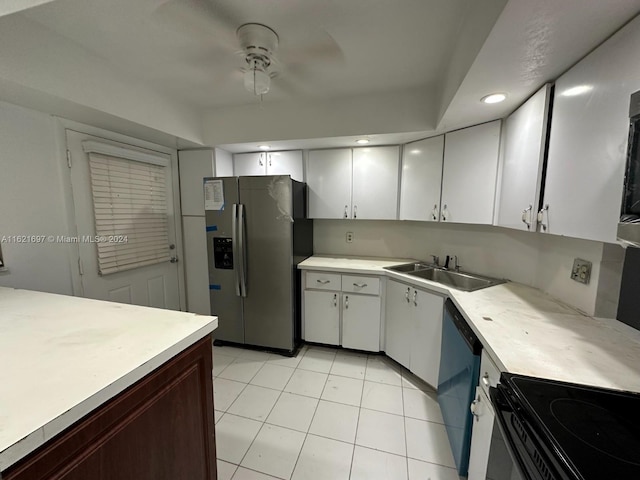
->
(153, 0), (345, 97)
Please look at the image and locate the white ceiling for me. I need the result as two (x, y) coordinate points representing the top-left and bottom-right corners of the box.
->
(4, 0), (640, 151)
(22, 0), (473, 108)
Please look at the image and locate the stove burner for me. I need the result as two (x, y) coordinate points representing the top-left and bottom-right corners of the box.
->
(550, 398), (640, 466)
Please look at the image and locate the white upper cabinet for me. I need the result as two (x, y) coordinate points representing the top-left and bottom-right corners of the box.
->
(266, 150), (304, 181)
(399, 136), (444, 221)
(541, 18), (640, 243)
(307, 148), (353, 219)
(307, 146), (400, 220)
(352, 146), (400, 220)
(234, 152), (265, 176)
(496, 85), (552, 232)
(178, 149), (214, 216)
(441, 121), (501, 224)
(233, 150), (303, 181)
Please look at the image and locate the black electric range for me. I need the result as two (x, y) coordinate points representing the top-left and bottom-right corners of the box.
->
(490, 373), (640, 479)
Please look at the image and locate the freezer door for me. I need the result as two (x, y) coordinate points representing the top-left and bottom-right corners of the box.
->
(205, 177), (244, 344)
(239, 176), (294, 351)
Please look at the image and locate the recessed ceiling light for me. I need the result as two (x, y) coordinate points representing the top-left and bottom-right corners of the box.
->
(481, 93), (507, 104)
(356, 139), (370, 145)
(561, 85), (593, 97)
(258, 145), (271, 150)
(410, 149), (422, 155)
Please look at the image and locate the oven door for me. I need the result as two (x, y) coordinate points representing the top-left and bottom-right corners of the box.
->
(490, 384), (573, 480)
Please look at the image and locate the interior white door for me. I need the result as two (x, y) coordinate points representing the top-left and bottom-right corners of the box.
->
(496, 85), (551, 232)
(400, 136), (444, 221)
(267, 150), (304, 182)
(307, 149), (353, 219)
(441, 121), (501, 224)
(234, 152), (266, 176)
(66, 130), (181, 309)
(352, 146), (400, 220)
(410, 288), (443, 387)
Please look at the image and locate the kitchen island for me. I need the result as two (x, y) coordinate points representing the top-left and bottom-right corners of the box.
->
(0, 287), (218, 480)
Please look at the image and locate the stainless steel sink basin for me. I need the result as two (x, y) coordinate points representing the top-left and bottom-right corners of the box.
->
(408, 268), (505, 292)
(384, 262), (434, 273)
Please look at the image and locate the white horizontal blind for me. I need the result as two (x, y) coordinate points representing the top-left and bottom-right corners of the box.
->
(88, 152), (170, 275)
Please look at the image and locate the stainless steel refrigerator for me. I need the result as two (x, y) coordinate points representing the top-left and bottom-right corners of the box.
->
(204, 175), (313, 355)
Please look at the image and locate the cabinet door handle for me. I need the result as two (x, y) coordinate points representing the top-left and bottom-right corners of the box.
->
(441, 204), (448, 221)
(259, 153), (264, 167)
(470, 398), (480, 419)
(353, 205), (358, 219)
(521, 204), (532, 229)
(344, 205), (349, 219)
(316, 279), (330, 285)
(413, 290), (417, 306)
(537, 204), (549, 231)
(431, 204), (438, 221)
(333, 293), (337, 307)
(353, 282), (368, 288)
(344, 295), (349, 309)
(268, 153), (272, 167)
(405, 287), (410, 303)
(482, 373), (490, 387)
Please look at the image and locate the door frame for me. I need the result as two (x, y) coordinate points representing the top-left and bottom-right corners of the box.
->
(53, 117), (187, 311)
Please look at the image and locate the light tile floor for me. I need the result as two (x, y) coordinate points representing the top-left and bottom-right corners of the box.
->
(213, 344), (461, 480)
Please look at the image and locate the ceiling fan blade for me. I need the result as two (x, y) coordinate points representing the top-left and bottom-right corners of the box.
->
(153, 0), (243, 50)
(277, 27), (345, 66)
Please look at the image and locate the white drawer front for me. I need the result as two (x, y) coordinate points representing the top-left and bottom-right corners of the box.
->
(341, 275), (380, 295)
(306, 271), (341, 290)
(479, 350), (501, 396)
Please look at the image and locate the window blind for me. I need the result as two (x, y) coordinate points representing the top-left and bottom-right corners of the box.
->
(87, 151), (170, 275)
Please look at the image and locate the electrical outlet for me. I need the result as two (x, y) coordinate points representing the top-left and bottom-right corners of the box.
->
(346, 232), (354, 243)
(570, 258), (592, 284)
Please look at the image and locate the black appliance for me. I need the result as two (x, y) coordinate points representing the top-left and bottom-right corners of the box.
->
(490, 373), (640, 479)
(618, 89), (640, 245)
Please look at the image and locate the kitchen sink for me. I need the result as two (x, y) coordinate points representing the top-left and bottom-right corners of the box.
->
(408, 268), (505, 292)
(384, 262), (434, 273)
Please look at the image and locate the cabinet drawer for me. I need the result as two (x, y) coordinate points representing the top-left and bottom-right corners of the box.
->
(479, 350), (501, 396)
(306, 271), (341, 290)
(341, 275), (380, 295)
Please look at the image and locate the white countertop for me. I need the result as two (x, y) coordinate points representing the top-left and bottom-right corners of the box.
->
(299, 256), (640, 393)
(0, 287), (218, 473)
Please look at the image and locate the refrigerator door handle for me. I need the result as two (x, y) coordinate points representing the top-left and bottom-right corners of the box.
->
(238, 203), (248, 297)
(231, 203), (241, 297)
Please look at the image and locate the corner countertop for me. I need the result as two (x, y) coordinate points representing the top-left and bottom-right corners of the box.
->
(298, 256), (640, 393)
(0, 287), (218, 473)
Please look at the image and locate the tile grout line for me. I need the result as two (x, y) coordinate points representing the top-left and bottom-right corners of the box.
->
(347, 356), (367, 480)
(287, 346), (337, 479)
(401, 376), (410, 480)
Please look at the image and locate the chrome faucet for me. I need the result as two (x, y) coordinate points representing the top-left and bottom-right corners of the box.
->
(429, 255), (439, 267)
(443, 255), (451, 270)
(453, 255), (460, 272)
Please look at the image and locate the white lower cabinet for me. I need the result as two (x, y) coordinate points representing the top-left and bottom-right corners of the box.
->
(303, 290), (340, 345)
(467, 387), (495, 480)
(385, 279), (443, 387)
(303, 271), (382, 352)
(342, 293), (381, 351)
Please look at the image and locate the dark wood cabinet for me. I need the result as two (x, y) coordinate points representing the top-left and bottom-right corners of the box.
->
(3, 336), (217, 480)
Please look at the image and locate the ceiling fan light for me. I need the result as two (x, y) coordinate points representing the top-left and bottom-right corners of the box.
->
(244, 65), (270, 95)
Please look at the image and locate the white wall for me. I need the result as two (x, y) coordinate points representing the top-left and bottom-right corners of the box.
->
(313, 219), (611, 315)
(0, 15), (204, 145)
(0, 101), (74, 294)
(202, 88), (436, 146)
